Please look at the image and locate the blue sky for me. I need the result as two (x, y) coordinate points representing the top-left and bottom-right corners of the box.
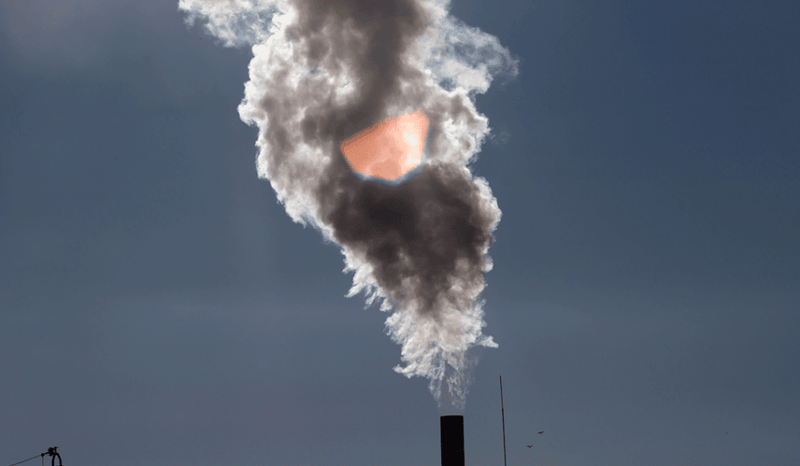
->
(1, 1), (798, 465)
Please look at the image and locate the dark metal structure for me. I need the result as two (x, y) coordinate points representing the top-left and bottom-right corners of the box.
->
(44, 447), (61, 466)
(440, 415), (465, 466)
(500, 376), (507, 466)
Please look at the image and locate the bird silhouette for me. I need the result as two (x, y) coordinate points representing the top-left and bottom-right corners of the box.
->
(538, 431), (544, 434)
(527, 445), (533, 448)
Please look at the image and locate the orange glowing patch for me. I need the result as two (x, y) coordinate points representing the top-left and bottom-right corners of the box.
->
(340, 111), (429, 182)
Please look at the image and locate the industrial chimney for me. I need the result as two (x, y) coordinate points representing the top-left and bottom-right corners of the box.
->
(440, 415), (465, 466)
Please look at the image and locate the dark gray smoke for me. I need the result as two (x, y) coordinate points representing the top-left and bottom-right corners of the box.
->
(180, 0), (518, 411)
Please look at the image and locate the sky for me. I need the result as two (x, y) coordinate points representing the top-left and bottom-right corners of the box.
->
(1, 1), (799, 465)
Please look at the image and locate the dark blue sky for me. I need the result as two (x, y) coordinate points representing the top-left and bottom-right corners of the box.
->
(1, 1), (798, 465)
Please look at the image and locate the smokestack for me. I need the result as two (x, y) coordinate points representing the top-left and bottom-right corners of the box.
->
(440, 415), (465, 466)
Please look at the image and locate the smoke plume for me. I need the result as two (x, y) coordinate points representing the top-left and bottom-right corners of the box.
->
(180, 0), (518, 411)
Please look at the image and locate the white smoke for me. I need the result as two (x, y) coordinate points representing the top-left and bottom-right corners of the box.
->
(180, 0), (518, 411)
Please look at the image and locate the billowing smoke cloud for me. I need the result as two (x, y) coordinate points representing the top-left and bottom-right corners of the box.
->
(180, 0), (518, 411)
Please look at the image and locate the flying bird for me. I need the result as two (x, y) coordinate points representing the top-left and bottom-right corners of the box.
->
(538, 431), (544, 434)
(527, 445), (533, 448)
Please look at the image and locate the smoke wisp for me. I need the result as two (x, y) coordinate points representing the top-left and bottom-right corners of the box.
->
(180, 0), (518, 411)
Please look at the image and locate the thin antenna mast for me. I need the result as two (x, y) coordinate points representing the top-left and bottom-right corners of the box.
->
(500, 375), (507, 466)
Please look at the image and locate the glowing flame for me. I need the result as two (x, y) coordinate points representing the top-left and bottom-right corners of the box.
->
(340, 111), (429, 182)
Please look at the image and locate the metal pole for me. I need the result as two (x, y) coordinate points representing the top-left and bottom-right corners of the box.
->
(500, 376), (507, 466)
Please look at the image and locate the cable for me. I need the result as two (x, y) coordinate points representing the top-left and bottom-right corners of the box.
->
(9, 447), (60, 466)
(7, 455), (40, 466)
